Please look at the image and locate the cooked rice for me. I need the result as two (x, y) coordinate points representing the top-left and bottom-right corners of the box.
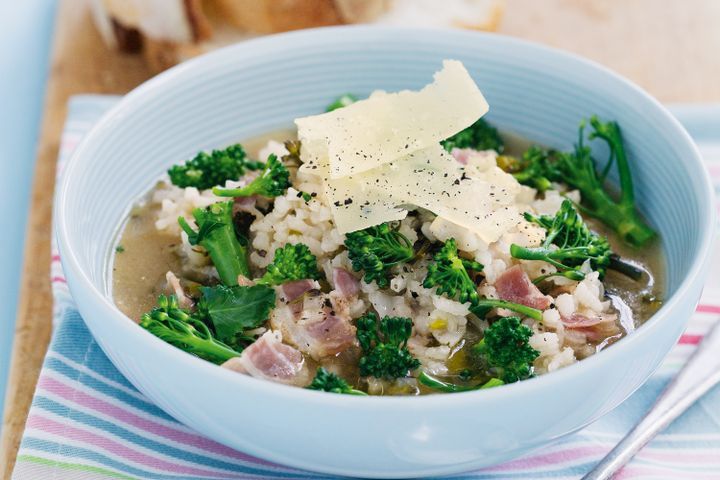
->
(148, 138), (627, 377)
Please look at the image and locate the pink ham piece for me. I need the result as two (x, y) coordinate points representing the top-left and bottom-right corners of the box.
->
(279, 279), (319, 303)
(270, 291), (357, 360)
(450, 148), (474, 165)
(495, 265), (552, 310)
(221, 331), (310, 386)
(165, 271), (192, 309)
(561, 312), (618, 328)
(562, 312), (620, 343)
(232, 195), (258, 214)
(332, 267), (360, 297)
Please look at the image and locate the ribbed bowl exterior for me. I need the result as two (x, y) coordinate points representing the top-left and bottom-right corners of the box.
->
(56, 27), (714, 478)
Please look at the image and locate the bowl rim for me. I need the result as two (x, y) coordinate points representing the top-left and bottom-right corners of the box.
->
(56, 25), (715, 408)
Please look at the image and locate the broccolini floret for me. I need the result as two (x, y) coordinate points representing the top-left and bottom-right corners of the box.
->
(423, 239), (543, 321)
(510, 199), (612, 283)
(306, 368), (367, 395)
(326, 94), (358, 112)
(345, 222), (415, 288)
(497, 146), (556, 193)
(509, 117), (656, 246)
(168, 144), (263, 190)
(256, 243), (321, 286)
(441, 118), (504, 153)
(556, 117), (656, 246)
(423, 238), (483, 304)
(140, 295), (240, 364)
(472, 316), (539, 383)
(178, 201), (250, 286)
(213, 154), (291, 199)
(356, 313), (420, 379)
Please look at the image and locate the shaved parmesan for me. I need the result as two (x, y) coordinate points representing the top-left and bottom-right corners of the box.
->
(296, 60), (489, 179)
(295, 59), (524, 242)
(326, 144), (522, 242)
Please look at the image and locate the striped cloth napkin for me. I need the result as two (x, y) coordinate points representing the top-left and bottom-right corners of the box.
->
(11, 95), (720, 480)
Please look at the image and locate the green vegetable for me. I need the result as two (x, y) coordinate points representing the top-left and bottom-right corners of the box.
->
(510, 117), (656, 246)
(472, 316), (539, 383)
(556, 117), (656, 246)
(178, 201), (250, 286)
(256, 243), (321, 286)
(196, 285), (276, 346)
(423, 238), (483, 305)
(345, 222), (415, 288)
(510, 199), (611, 283)
(441, 118), (504, 153)
(168, 144), (263, 190)
(213, 154), (291, 199)
(306, 368), (367, 395)
(424, 239), (543, 321)
(326, 94), (358, 112)
(417, 372), (503, 392)
(282, 140), (302, 168)
(469, 299), (543, 322)
(140, 295), (240, 364)
(497, 146), (556, 192)
(115, 245), (125, 253)
(356, 313), (420, 379)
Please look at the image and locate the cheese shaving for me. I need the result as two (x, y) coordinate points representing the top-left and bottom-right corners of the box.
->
(325, 144), (521, 241)
(295, 59), (525, 242)
(296, 59), (489, 179)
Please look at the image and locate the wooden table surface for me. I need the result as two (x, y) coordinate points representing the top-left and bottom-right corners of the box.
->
(1, 0), (718, 477)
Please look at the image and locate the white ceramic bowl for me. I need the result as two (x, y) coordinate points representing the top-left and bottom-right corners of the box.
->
(57, 27), (714, 478)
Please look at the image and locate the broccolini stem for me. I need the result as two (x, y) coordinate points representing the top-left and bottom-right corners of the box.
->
(417, 372), (503, 392)
(474, 299), (543, 321)
(608, 254), (644, 281)
(589, 117), (635, 206)
(178, 212), (250, 286)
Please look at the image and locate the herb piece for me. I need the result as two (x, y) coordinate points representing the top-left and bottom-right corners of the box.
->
(196, 284), (276, 345)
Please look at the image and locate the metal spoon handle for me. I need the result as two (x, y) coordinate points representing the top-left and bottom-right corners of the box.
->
(582, 320), (720, 480)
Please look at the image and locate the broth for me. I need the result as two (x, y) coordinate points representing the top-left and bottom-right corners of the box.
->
(112, 129), (666, 394)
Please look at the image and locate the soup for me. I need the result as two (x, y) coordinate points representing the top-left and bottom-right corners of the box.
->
(112, 61), (664, 396)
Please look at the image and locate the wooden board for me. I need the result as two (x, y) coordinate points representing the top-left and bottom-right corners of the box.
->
(1, 0), (719, 477)
(0, 2), (153, 477)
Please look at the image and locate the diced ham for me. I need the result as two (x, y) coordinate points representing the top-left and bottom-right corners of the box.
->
(561, 312), (618, 328)
(165, 271), (192, 309)
(332, 267), (360, 297)
(222, 331), (310, 386)
(271, 290), (357, 360)
(236, 274), (254, 287)
(494, 265), (552, 310)
(451, 148), (473, 165)
(232, 195), (258, 214)
(279, 279), (320, 303)
(562, 312), (621, 343)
